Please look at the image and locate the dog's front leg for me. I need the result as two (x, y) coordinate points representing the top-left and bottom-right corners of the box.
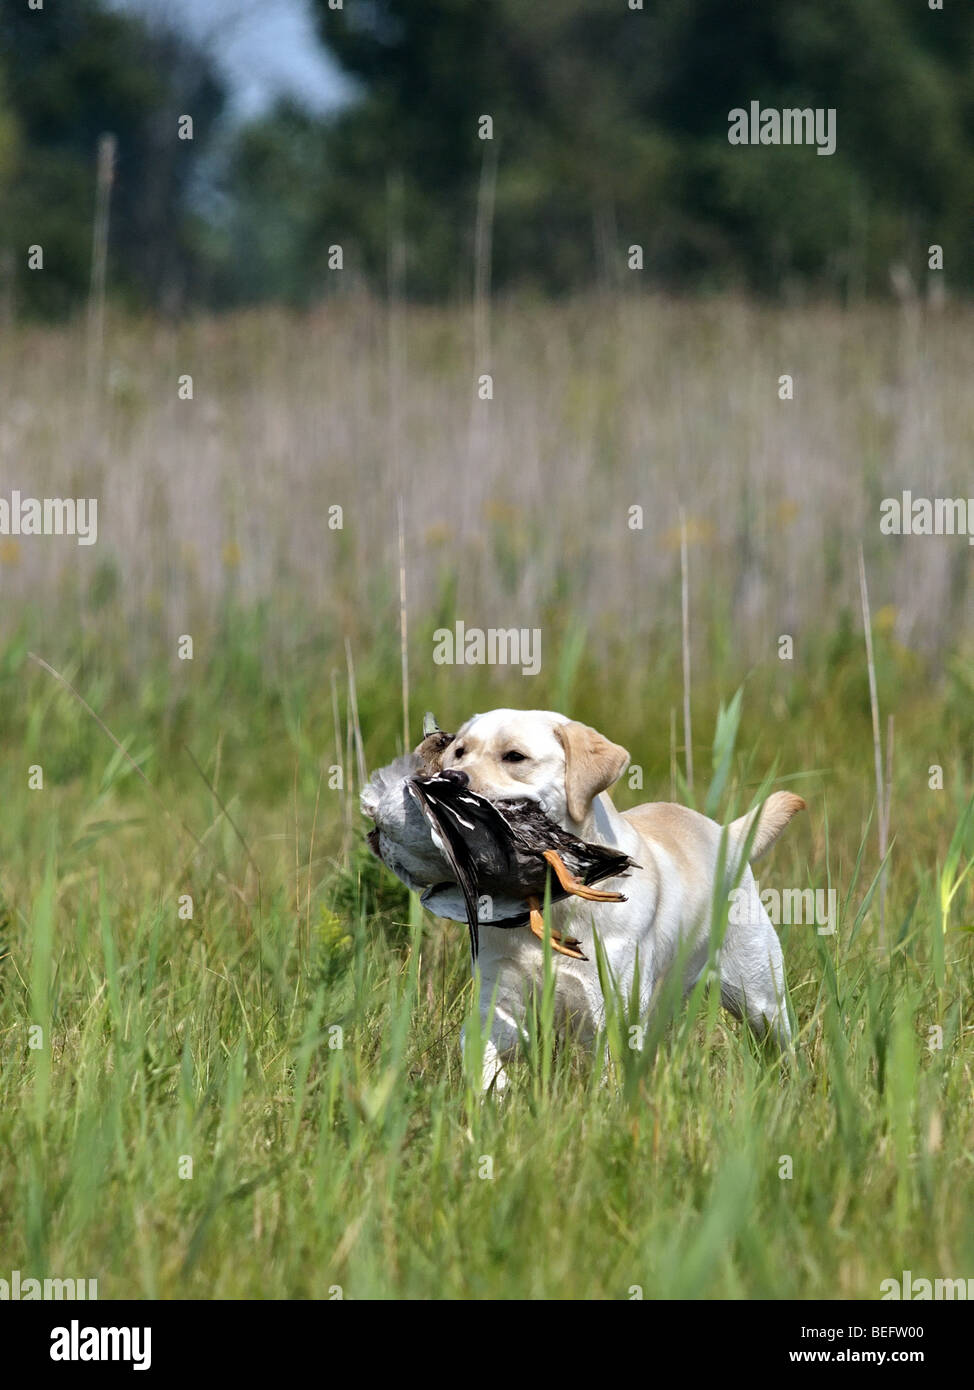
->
(461, 1004), (522, 1095)
(459, 1025), (512, 1095)
(461, 976), (526, 1096)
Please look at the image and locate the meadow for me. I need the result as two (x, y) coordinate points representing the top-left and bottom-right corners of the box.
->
(0, 293), (971, 1298)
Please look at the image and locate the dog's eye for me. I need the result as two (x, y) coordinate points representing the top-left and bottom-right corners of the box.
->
(453, 746), (465, 760)
(502, 750), (527, 763)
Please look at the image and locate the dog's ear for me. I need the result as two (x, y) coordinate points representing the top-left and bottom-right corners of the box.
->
(555, 721), (629, 823)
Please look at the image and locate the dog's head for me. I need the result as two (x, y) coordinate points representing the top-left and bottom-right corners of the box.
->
(438, 709), (629, 829)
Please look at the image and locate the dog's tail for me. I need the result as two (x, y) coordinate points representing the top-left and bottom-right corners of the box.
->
(728, 791), (806, 862)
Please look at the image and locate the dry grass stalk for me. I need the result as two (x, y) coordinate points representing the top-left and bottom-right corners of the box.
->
(858, 544), (888, 942)
(680, 508), (694, 796)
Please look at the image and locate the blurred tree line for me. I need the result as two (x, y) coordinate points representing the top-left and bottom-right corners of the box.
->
(0, 0), (228, 316)
(2, 0), (973, 318)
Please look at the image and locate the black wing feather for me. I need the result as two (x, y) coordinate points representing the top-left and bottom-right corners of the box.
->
(407, 779), (483, 966)
(406, 775), (637, 952)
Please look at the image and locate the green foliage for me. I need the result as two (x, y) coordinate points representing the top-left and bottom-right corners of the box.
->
(330, 834), (410, 926)
(704, 685), (744, 819)
(6, 0), (974, 313)
(0, 0), (225, 316)
(0, 591), (971, 1296)
(294, 0), (974, 299)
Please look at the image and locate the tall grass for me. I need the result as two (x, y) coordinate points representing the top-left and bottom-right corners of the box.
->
(1, 295), (971, 670)
(0, 609), (971, 1297)
(0, 297), (971, 1298)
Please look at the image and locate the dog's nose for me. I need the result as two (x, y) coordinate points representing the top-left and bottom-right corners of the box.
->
(439, 768), (470, 788)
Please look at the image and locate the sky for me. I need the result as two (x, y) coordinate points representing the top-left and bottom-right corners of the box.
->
(106, 0), (354, 122)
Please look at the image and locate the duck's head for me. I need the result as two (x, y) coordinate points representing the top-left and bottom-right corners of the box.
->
(413, 713), (456, 774)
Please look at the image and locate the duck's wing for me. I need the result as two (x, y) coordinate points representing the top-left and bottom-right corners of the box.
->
(410, 778), (520, 868)
(406, 777), (492, 968)
(565, 839), (636, 886)
(494, 799), (635, 886)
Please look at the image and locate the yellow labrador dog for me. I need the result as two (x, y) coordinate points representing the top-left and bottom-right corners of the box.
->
(438, 709), (804, 1092)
